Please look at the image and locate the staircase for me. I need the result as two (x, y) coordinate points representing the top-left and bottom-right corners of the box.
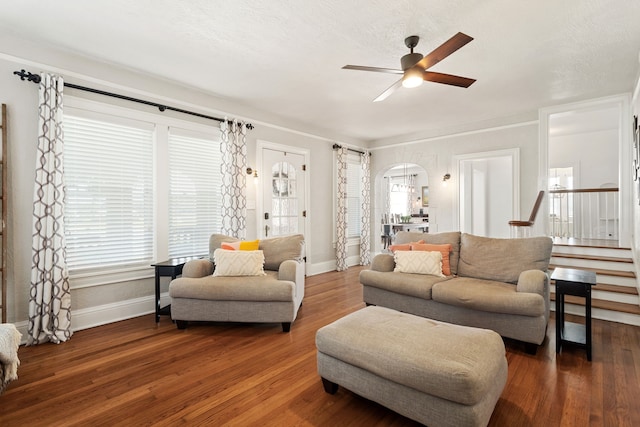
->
(550, 240), (640, 326)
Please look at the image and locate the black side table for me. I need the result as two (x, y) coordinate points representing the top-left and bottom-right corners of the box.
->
(151, 255), (206, 323)
(551, 267), (597, 361)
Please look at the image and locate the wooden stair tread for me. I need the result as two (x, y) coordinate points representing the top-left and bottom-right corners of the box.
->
(551, 252), (633, 263)
(551, 281), (638, 295)
(549, 264), (636, 278)
(552, 237), (629, 250)
(551, 293), (640, 315)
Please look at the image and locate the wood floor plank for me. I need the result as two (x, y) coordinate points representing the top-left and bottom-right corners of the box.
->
(1, 265), (639, 426)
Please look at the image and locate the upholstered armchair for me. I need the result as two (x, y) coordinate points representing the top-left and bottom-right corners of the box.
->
(168, 234), (305, 332)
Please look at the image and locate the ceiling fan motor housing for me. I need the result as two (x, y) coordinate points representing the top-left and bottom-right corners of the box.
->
(401, 52), (423, 71)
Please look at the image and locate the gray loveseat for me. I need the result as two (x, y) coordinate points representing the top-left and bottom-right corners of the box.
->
(360, 231), (553, 352)
(169, 234), (305, 332)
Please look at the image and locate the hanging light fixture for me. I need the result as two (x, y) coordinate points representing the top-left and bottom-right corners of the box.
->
(402, 66), (424, 88)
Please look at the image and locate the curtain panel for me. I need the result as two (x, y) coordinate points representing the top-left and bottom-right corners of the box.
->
(335, 146), (348, 271)
(359, 151), (371, 265)
(28, 73), (72, 345)
(219, 119), (247, 239)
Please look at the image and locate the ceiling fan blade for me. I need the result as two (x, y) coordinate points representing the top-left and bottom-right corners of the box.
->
(343, 65), (403, 75)
(423, 71), (476, 88)
(415, 32), (473, 71)
(374, 79), (403, 102)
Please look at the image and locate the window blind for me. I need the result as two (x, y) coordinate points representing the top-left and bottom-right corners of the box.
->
(64, 114), (154, 271)
(168, 129), (222, 258)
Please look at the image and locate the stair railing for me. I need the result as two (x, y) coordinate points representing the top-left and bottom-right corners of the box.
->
(548, 187), (619, 240)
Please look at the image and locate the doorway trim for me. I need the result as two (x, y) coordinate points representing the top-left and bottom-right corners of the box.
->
(453, 148), (520, 233)
(256, 139), (311, 262)
(538, 94), (631, 246)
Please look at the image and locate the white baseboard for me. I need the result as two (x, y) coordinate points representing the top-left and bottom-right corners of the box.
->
(71, 294), (156, 331)
(307, 256), (363, 276)
(12, 294), (165, 345)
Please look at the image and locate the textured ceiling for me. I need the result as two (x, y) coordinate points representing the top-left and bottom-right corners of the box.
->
(1, 0), (639, 143)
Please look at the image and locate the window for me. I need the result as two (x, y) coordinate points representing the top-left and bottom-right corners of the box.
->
(168, 129), (222, 258)
(346, 155), (363, 238)
(64, 110), (154, 272)
(63, 98), (223, 285)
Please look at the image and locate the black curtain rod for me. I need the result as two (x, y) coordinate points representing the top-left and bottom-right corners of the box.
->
(332, 143), (369, 155)
(13, 69), (254, 130)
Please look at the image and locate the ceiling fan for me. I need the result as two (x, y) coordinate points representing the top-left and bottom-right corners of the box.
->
(343, 32), (476, 102)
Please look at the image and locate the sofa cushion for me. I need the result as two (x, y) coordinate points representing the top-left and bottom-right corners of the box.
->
(432, 277), (545, 317)
(457, 233), (553, 284)
(359, 270), (448, 300)
(209, 234), (241, 259)
(394, 251), (445, 277)
(395, 231), (461, 275)
(169, 270), (294, 301)
(259, 234), (305, 270)
(213, 249), (266, 277)
(411, 243), (453, 276)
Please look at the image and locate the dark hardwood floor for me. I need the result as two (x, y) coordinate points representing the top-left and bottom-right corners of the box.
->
(1, 266), (639, 426)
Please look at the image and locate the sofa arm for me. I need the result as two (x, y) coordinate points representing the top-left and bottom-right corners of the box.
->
(182, 259), (214, 278)
(516, 270), (548, 295)
(371, 254), (395, 272)
(279, 259), (306, 301)
(279, 259), (304, 282)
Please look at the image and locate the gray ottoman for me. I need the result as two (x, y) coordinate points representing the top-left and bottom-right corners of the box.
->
(316, 306), (507, 427)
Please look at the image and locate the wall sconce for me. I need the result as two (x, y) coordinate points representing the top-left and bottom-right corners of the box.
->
(442, 173), (451, 187)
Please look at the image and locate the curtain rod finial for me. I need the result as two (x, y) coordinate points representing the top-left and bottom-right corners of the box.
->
(14, 69), (41, 84)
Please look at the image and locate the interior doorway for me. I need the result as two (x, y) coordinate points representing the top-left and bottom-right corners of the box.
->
(454, 149), (520, 238)
(539, 95), (630, 245)
(374, 163), (428, 253)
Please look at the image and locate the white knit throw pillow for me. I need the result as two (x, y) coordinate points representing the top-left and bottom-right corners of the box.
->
(394, 250), (445, 277)
(213, 249), (266, 276)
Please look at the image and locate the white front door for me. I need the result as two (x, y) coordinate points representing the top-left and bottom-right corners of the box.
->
(260, 148), (306, 238)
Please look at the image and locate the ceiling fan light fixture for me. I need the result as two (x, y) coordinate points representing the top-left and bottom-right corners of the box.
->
(402, 67), (424, 88)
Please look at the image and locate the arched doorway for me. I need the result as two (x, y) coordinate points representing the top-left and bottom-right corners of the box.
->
(373, 163), (428, 253)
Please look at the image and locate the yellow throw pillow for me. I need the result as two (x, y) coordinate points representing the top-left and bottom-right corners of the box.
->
(221, 239), (260, 251)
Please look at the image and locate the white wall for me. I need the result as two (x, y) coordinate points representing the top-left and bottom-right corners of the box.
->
(549, 129), (618, 188)
(0, 39), (354, 327)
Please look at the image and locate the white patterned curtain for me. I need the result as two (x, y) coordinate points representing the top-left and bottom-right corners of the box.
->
(28, 73), (72, 345)
(335, 146), (348, 271)
(359, 150), (371, 265)
(220, 119), (247, 239)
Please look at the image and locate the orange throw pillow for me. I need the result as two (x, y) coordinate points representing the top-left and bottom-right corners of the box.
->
(388, 244), (411, 252)
(411, 243), (453, 276)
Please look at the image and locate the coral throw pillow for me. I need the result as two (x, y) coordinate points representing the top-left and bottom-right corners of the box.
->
(221, 239), (260, 251)
(388, 244), (411, 252)
(388, 240), (425, 253)
(393, 250), (445, 277)
(213, 249), (266, 276)
(411, 243), (453, 276)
